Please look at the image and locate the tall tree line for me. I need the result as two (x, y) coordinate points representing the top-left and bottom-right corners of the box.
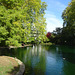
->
(61, 0), (75, 45)
(0, 0), (47, 46)
(50, 0), (75, 45)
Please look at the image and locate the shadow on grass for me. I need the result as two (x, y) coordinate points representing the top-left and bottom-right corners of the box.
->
(7, 65), (20, 75)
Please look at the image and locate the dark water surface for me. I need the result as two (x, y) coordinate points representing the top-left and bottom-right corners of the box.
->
(0, 45), (75, 75)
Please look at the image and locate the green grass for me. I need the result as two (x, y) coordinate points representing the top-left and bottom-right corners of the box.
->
(0, 56), (19, 75)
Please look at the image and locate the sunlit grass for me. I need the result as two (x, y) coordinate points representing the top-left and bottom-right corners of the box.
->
(0, 56), (19, 75)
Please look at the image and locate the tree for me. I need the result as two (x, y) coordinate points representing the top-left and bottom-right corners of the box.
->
(61, 0), (75, 45)
(0, 0), (47, 46)
(46, 32), (51, 39)
(62, 0), (75, 27)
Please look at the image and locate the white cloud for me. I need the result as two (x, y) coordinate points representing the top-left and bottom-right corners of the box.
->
(42, 0), (67, 32)
(45, 13), (63, 32)
(44, 0), (66, 32)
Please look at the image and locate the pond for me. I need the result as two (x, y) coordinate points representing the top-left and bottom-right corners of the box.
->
(0, 45), (75, 75)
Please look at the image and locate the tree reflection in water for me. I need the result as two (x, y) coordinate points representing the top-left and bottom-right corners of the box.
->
(24, 45), (46, 75)
(0, 45), (75, 75)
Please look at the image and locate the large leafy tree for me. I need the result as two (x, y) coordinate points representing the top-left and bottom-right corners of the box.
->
(0, 0), (27, 46)
(24, 0), (47, 42)
(0, 0), (47, 46)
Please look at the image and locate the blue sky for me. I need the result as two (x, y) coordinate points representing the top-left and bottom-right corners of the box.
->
(41, 0), (71, 32)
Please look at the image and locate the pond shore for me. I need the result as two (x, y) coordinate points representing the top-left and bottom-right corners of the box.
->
(0, 44), (33, 49)
(0, 43), (53, 49)
(9, 44), (33, 49)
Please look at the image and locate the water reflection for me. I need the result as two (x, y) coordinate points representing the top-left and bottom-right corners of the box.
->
(24, 45), (46, 75)
(0, 45), (75, 75)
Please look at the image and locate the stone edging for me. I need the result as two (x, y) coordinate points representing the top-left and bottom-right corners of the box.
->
(9, 57), (25, 75)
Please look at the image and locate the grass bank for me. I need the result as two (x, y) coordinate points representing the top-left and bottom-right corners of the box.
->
(0, 56), (19, 75)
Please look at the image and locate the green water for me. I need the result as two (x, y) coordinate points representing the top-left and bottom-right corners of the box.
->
(0, 45), (75, 75)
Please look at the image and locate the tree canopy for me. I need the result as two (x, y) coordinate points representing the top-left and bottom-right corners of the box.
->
(62, 0), (75, 27)
(61, 0), (75, 45)
(0, 0), (47, 46)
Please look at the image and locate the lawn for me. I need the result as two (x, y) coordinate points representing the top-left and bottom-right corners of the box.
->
(0, 56), (19, 75)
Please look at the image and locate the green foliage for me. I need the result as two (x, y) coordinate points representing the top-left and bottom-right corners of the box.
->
(6, 38), (21, 47)
(52, 0), (75, 45)
(0, 27), (8, 43)
(0, 0), (47, 46)
(61, 0), (75, 45)
(62, 0), (75, 27)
